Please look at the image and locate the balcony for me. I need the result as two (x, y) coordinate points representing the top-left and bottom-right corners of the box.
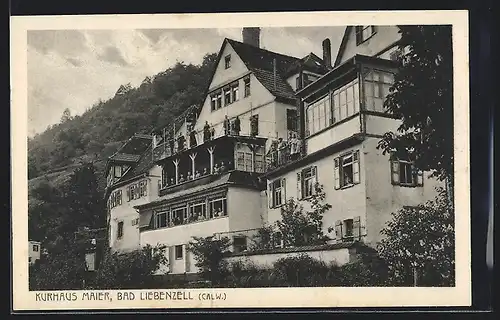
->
(265, 140), (304, 173)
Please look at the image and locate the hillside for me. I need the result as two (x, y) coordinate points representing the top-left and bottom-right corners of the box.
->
(28, 53), (218, 190)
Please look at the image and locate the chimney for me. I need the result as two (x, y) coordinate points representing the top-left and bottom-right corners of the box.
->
(242, 27), (260, 48)
(322, 38), (332, 69)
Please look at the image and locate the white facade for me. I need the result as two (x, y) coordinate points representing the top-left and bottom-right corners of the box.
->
(29, 240), (41, 265)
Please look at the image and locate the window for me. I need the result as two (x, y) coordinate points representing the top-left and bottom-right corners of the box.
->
(286, 109), (298, 132)
(254, 153), (265, 173)
(334, 151), (360, 189)
(161, 168), (167, 188)
(117, 221), (124, 239)
(32, 244), (39, 252)
(390, 157), (424, 187)
(295, 76), (301, 90)
(363, 69), (394, 112)
(209, 197), (227, 218)
(155, 211), (168, 228)
(210, 90), (223, 111)
(334, 216), (361, 242)
(224, 87), (231, 105)
(172, 207), (187, 226)
(233, 236), (247, 253)
(303, 73), (319, 87)
(110, 190), (122, 208)
(131, 218), (140, 226)
(231, 83), (239, 102)
(127, 180), (147, 201)
(189, 201), (207, 221)
(268, 178), (286, 208)
(236, 151), (253, 172)
(244, 76), (251, 97)
(297, 166), (317, 200)
(175, 245), (183, 259)
(356, 26), (376, 45)
(224, 55), (231, 69)
(114, 166), (122, 178)
(306, 94), (331, 136)
(332, 81), (360, 124)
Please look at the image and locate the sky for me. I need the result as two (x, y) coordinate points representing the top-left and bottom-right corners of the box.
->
(27, 26), (345, 137)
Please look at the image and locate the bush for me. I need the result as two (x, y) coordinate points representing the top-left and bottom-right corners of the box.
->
(188, 236), (232, 286)
(92, 244), (167, 289)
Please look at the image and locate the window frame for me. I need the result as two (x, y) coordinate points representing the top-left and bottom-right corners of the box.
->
(209, 197), (227, 218)
(224, 54), (231, 69)
(175, 245), (183, 260)
(390, 156), (424, 187)
(305, 94), (331, 137)
(117, 221), (124, 239)
(356, 25), (376, 45)
(297, 166), (317, 200)
(32, 244), (39, 252)
(269, 178), (286, 208)
(232, 236), (248, 253)
(334, 150), (361, 190)
(243, 76), (251, 97)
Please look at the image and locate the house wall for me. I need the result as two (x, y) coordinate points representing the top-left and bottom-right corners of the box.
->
(141, 217), (230, 274)
(337, 26), (400, 65)
(363, 114), (400, 136)
(227, 187), (265, 232)
(267, 143), (367, 242)
(305, 116), (362, 154)
(109, 166), (162, 253)
(225, 247), (352, 268)
(29, 241), (41, 264)
(286, 73), (300, 91)
(362, 137), (444, 246)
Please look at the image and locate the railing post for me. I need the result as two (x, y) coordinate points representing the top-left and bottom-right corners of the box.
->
(189, 153), (197, 180)
(207, 147), (215, 174)
(173, 159), (179, 185)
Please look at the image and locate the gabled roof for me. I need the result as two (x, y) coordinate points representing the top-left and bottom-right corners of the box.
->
(104, 134), (153, 176)
(120, 145), (154, 181)
(333, 26), (353, 67)
(283, 52), (330, 77)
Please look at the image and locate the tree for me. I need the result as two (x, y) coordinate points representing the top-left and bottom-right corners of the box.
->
(93, 244), (167, 289)
(277, 184), (332, 247)
(188, 236), (232, 285)
(377, 188), (455, 286)
(60, 108), (73, 123)
(377, 26), (453, 189)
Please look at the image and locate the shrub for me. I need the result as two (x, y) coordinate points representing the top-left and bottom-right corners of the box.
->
(188, 236), (232, 285)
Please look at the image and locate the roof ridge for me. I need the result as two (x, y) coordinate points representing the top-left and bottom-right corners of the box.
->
(226, 38), (301, 61)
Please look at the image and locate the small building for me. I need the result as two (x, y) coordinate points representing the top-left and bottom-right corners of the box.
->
(28, 240), (41, 265)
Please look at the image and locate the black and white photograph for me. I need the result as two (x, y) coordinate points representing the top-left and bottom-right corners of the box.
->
(11, 11), (471, 310)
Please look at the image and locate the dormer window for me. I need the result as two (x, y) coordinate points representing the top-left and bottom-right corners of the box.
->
(355, 26), (376, 45)
(224, 55), (231, 69)
(114, 166), (122, 178)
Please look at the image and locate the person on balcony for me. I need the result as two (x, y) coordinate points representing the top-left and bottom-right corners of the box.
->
(177, 135), (186, 151)
(187, 172), (192, 181)
(233, 116), (241, 136)
(219, 161), (227, 173)
(210, 125), (215, 140)
(203, 121), (211, 142)
(290, 132), (300, 160)
(179, 174), (185, 183)
(189, 129), (197, 148)
(195, 170), (201, 178)
(213, 163), (220, 174)
(277, 138), (285, 164)
(170, 178), (175, 186)
(169, 136), (175, 154)
(203, 167), (208, 176)
(224, 115), (231, 136)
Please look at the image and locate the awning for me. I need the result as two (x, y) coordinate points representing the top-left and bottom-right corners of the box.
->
(139, 211), (153, 229)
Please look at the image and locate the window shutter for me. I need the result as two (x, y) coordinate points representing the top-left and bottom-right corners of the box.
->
(334, 220), (343, 241)
(353, 151), (360, 184)
(126, 186), (130, 202)
(184, 245), (191, 272)
(118, 191), (122, 205)
(281, 178), (286, 205)
(268, 182), (273, 208)
(312, 166), (318, 194)
(352, 216), (361, 241)
(391, 160), (400, 185)
(143, 180), (148, 196)
(296, 172), (302, 200)
(334, 158), (340, 190)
